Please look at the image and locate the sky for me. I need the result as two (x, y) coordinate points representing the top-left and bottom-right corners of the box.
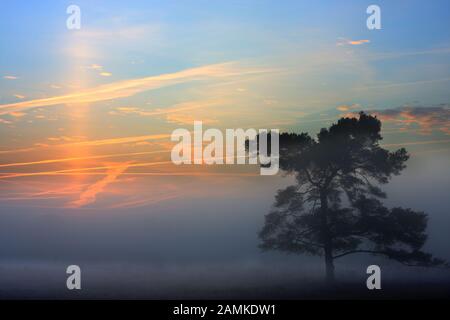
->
(0, 1), (449, 297)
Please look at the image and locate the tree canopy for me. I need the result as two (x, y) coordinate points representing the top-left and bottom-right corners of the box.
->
(254, 112), (445, 282)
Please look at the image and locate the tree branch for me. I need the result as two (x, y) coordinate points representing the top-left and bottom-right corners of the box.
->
(333, 249), (387, 259)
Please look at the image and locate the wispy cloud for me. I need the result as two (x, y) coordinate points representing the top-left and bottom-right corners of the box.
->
(353, 78), (450, 91)
(337, 38), (370, 46)
(67, 163), (130, 208)
(3, 75), (18, 80)
(75, 25), (159, 41)
(111, 100), (223, 124)
(346, 105), (450, 135)
(47, 135), (86, 142)
(0, 62), (264, 115)
(336, 104), (361, 112)
(0, 133), (171, 155)
(0, 160), (173, 180)
(8, 111), (26, 118)
(65, 133), (171, 148)
(0, 119), (12, 124)
(84, 63), (112, 77)
(0, 150), (169, 169)
(86, 64), (103, 70)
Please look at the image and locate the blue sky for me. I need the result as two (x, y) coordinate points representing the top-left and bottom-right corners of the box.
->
(1, 0), (449, 110)
(0, 0), (449, 208)
(0, 1), (450, 111)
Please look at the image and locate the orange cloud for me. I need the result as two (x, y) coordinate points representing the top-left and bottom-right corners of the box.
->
(0, 149), (169, 168)
(65, 133), (171, 148)
(0, 62), (266, 115)
(0, 160), (173, 180)
(8, 111), (26, 117)
(0, 133), (171, 155)
(47, 135), (86, 142)
(67, 163), (130, 208)
(370, 106), (450, 135)
(342, 106), (450, 135)
(348, 40), (370, 45)
(337, 38), (370, 46)
(87, 64), (103, 70)
(336, 104), (361, 112)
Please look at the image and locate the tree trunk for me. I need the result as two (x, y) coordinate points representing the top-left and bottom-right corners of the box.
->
(320, 191), (335, 285)
(324, 245), (335, 284)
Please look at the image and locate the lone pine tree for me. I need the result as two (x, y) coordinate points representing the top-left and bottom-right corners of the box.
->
(253, 112), (445, 283)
